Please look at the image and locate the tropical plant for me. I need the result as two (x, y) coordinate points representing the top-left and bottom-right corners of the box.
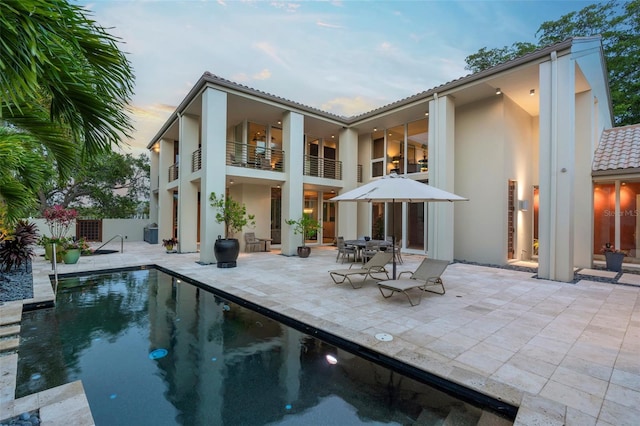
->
(285, 214), (322, 247)
(0, 220), (39, 272)
(209, 192), (255, 238)
(0, 0), (135, 222)
(61, 237), (90, 256)
(601, 242), (627, 255)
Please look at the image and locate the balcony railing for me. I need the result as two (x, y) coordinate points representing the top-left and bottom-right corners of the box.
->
(192, 148), (201, 172)
(357, 165), (362, 183)
(168, 163), (178, 182)
(303, 155), (342, 180)
(226, 141), (285, 172)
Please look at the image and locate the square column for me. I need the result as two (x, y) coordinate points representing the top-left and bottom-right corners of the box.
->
(158, 137), (175, 243)
(336, 127), (359, 240)
(281, 111), (304, 256)
(538, 52), (576, 282)
(178, 113), (199, 253)
(428, 95), (456, 261)
(199, 88), (227, 264)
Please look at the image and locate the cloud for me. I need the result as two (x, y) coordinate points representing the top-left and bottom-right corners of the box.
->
(254, 41), (287, 67)
(321, 96), (380, 117)
(316, 21), (342, 29)
(270, 2), (300, 13)
(253, 69), (272, 80)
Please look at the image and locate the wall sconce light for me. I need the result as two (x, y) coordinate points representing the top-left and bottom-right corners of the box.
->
(153, 143), (160, 153)
(373, 127), (377, 132)
(530, 89), (535, 96)
(392, 156), (401, 165)
(229, 179), (234, 185)
(495, 88), (502, 95)
(303, 208), (313, 214)
(518, 200), (529, 211)
(425, 112), (429, 116)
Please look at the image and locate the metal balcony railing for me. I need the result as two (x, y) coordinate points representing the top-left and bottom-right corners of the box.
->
(357, 164), (362, 183)
(192, 148), (202, 172)
(168, 163), (178, 182)
(226, 141), (285, 172)
(303, 155), (342, 180)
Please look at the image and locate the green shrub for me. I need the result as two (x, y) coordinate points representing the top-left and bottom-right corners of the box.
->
(0, 220), (39, 272)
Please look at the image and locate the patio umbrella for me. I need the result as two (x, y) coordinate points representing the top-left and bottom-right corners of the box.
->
(330, 173), (468, 279)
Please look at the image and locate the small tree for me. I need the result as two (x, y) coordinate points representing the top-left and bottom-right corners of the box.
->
(285, 214), (322, 247)
(209, 192), (255, 238)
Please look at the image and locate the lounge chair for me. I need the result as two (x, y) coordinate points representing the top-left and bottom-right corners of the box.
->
(329, 251), (392, 289)
(377, 258), (449, 306)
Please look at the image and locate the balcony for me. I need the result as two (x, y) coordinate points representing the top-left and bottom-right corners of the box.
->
(168, 163), (178, 182)
(226, 141), (285, 172)
(192, 148), (201, 172)
(303, 155), (342, 180)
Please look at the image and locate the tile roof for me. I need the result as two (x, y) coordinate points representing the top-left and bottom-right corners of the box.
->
(593, 124), (640, 173)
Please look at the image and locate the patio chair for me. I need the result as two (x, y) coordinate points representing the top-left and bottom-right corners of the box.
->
(377, 258), (449, 306)
(329, 251), (392, 289)
(361, 240), (380, 263)
(244, 232), (262, 252)
(336, 236), (357, 263)
(386, 236), (403, 264)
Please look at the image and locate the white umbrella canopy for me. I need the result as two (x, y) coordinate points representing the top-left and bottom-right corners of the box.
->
(330, 173), (468, 279)
(330, 173), (468, 203)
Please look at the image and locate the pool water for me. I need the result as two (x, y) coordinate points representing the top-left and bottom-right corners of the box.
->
(17, 269), (511, 425)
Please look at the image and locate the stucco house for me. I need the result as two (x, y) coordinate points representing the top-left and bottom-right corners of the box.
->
(148, 36), (622, 283)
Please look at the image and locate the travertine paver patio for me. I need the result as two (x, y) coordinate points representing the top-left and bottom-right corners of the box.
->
(1, 242), (639, 425)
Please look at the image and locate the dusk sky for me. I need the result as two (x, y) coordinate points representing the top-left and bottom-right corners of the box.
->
(82, 0), (597, 154)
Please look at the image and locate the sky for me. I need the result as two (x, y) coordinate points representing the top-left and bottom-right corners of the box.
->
(81, 0), (597, 155)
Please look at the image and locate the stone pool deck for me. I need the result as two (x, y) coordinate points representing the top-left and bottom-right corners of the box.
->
(1, 241), (639, 425)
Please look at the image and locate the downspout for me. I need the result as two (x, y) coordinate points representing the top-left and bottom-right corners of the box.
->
(549, 51), (558, 278)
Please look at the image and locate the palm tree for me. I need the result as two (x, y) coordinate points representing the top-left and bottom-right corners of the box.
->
(0, 0), (135, 223)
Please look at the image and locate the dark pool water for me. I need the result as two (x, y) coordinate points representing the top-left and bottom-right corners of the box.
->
(16, 269), (506, 425)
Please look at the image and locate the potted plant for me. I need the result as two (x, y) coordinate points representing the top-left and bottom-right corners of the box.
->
(162, 237), (178, 253)
(601, 243), (627, 272)
(61, 237), (85, 264)
(209, 192), (255, 268)
(285, 213), (322, 258)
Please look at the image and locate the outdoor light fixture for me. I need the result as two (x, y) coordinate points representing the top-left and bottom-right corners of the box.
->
(373, 127), (377, 132)
(530, 89), (535, 96)
(425, 112), (429, 116)
(518, 200), (529, 211)
(303, 208), (313, 214)
(496, 88), (502, 95)
(230, 179), (234, 185)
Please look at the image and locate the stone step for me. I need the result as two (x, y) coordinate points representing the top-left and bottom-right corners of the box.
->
(0, 325), (20, 339)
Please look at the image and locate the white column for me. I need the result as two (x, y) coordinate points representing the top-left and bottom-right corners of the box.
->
(574, 91), (595, 268)
(178, 113), (199, 253)
(158, 137), (175, 244)
(199, 88), (227, 264)
(427, 95), (456, 261)
(149, 146), (159, 226)
(538, 52), (576, 282)
(336, 127), (359, 240)
(281, 111), (304, 256)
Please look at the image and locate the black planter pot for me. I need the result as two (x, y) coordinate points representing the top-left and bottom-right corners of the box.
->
(214, 237), (240, 268)
(604, 251), (625, 272)
(297, 246), (311, 258)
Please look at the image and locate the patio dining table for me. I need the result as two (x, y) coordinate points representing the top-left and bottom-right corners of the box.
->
(345, 239), (392, 261)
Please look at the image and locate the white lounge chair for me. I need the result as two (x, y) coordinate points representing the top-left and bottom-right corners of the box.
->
(329, 251), (392, 289)
(377, 258), (449, 306)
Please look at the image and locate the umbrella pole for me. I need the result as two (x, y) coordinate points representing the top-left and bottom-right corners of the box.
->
(392, 200), (396, 280)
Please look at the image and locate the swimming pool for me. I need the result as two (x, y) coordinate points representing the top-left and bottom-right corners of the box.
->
(17, 268), (515, 425)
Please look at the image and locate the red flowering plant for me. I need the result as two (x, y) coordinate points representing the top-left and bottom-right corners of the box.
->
(43, 205), (78, 240)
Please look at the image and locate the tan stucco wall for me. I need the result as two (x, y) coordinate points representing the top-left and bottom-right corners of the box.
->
(454, 94), (536, 265)
(228, 183), (271, 252)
